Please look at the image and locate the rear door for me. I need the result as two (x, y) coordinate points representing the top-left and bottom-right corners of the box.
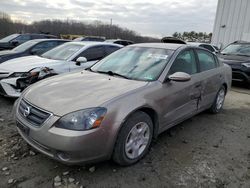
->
(161, 49), (202, 128)
(195, 49), (222, 109)
(104, 45), (121, 56)
(69, 45), (106, 71)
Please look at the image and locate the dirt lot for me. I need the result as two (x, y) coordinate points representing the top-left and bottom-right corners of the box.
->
(0, 86), (250, 188)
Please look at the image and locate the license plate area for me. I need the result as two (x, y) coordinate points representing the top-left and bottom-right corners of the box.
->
(17, 121), (30, 135)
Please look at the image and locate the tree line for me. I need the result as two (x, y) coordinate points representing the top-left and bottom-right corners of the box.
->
(0, 11), (213, 43)
(0, 12), (159, 43)
(172, 31), (212, 43)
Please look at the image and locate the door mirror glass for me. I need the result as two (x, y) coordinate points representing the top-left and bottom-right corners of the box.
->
(168, 72), (191, 82)
(76, 56), (87, 66)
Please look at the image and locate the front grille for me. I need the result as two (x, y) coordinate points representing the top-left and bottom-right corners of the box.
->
(18, 99), (51, 127)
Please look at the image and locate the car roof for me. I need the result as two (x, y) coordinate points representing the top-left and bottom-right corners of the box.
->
(130, 43), (185, 50)
(65, 41), (123, 47)
(29, 39), (70, 42)
(187, 42), (211, 46)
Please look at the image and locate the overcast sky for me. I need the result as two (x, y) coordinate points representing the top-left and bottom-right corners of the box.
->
(0, 0), (218, 37)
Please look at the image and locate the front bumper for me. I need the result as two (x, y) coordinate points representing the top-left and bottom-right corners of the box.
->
(15, 100), (120, 164)
(0, 79), (21, 97)
(226, 64), (250, 83)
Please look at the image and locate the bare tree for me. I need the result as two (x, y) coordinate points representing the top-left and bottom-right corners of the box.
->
(0, 12), (159, 42)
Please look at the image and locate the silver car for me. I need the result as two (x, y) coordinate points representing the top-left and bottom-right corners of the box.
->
(14, 43), (232, 166)
(0, 42), (121, 97)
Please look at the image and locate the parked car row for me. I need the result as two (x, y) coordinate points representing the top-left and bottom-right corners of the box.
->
(0, 33), (241, 167)
(0, 33), (57, 50)
(0, 39), (69, 63)
(0, 37), (232, 166)
(0, 42), (122, 97)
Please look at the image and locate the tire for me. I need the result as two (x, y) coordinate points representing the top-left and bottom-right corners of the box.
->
(209, 86), (226, 114)
(112, 111), (153, 166)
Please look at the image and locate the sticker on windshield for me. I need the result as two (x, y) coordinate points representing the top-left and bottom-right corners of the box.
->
(147, 54), (168, 60)
(143, 75), (154, 80)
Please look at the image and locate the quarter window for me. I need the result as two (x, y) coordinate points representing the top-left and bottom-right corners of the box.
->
(169, 50), (197, 75)
(196, 50), (217, 71)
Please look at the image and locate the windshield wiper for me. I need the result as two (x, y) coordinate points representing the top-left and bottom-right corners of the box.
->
(95, 70), (130, 79)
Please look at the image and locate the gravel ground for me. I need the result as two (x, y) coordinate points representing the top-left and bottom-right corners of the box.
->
(0, 86), (250, 188)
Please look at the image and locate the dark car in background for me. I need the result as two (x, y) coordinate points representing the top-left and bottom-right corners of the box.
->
(0, 39), (69, 64)
(106, 39), (134, 46)
(0, 33), (57, 50)
(74, 36), (105, 42)
(161, 37), (219, 53)
(218, 41), (250, 85)
(187, 42), (219, 53)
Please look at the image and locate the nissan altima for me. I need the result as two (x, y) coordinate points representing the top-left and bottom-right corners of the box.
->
(14, 43), (232, 166)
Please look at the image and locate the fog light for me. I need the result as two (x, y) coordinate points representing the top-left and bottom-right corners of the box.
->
(57, 152), (70, 161)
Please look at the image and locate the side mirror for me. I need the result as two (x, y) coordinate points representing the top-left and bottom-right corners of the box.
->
(11, 40), (19, 46)
(168, 72), (191, 82)
(76, 57), (87, 66)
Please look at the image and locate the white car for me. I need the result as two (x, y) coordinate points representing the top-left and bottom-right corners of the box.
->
(0, 42), (122, 97)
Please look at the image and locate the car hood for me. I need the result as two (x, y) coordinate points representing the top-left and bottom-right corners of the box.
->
(0, 50), (16, 56)
(0, 42), (9, 46)
(0, 56), (65, 72)
(218, 54), (250, 65)
(23, 71), (148, 116)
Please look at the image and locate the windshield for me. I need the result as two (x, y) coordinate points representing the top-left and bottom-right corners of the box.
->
(73, 37), (83, 41)
(221, 44), (250, 56)
(91, 47), (173, 81)
(12, 40), (38, 52)
(0, 34), (19, 42)
(42, 43), (83, 60)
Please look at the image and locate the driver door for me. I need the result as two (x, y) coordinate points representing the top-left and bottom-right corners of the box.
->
(160, 49), (202, 130)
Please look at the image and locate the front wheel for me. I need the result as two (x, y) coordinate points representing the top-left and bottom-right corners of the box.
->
(112, 111), (153, 166)
(209, 86), (226, 114)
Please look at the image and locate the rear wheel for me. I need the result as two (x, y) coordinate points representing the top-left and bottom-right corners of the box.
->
(112, 111), (153, 166)
(209, 86), (226, 113)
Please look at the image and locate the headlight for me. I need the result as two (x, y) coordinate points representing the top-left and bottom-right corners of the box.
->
(55, 107), (107, 131)
(242, 63), (250, 68)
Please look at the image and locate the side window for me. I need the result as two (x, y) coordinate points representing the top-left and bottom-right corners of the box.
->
(200, 44), (215, 52)
(105, 45), (120, 56)
(196, 49), (217, 71)
(114, 41), (122, 45)
(14, 35), (31, 43)
(32, 41), (58, 53)
(169, 50), (197, 75)
(78, 46), (105, 61)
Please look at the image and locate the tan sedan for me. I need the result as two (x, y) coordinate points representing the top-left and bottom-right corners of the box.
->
(14, 43), (232, 166)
